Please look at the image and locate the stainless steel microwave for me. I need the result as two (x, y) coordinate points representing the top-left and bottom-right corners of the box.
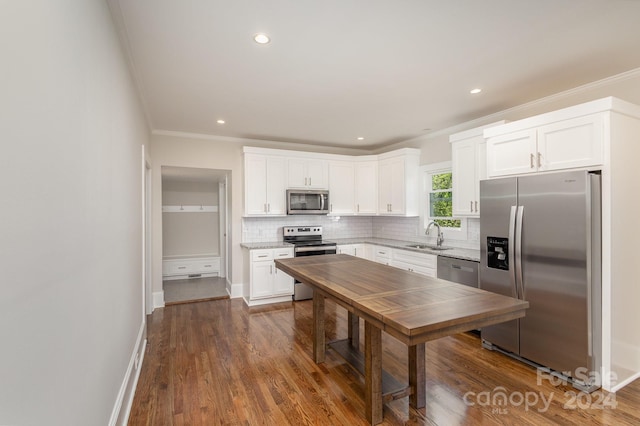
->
(286, 189), (329, 215)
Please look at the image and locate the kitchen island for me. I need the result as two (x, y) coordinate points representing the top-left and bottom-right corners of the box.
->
(275, 254), (528, 425)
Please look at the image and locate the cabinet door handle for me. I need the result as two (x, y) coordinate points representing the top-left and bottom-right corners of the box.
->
(309, 177), (311, 186)
(270, 265), (273, 274)
(330, 203), (332, 212)
(357, 204), (360, 213)
(470, 201), (473, 212)
(305, 177), (308, 186)
(264, 203), (267, 213)
(537, 152), (542, 168)
(475, 201), (478, 212)
(530, 153), (535, 168)
(258, 255), (268, 258)
(267, 203), (270, 213)
(178, 266), (186, 269)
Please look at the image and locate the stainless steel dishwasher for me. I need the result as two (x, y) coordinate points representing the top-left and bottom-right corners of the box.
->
(437, 256), (479, 288)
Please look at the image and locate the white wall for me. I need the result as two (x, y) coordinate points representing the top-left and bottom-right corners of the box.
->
(0, 1), (148, 425)
(162, 179), (220, 257)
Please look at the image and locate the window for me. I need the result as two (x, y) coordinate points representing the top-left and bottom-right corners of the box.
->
(428, 171), (461, 228)
(421, 162), (466, 240)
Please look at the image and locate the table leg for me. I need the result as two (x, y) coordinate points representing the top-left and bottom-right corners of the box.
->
(347, 311), (359, 349)
(365, 321), (383, 425)
(313, 291), (325, 363)
(408, 343), (426, 409)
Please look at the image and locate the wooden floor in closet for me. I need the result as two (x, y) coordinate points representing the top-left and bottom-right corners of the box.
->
(128, 298), (640, 425)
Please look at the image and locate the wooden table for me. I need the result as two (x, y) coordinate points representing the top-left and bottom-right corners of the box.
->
(275, 254), (529, 425)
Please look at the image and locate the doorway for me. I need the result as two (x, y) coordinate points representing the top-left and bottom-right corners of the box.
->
(161, 166), (230, 304)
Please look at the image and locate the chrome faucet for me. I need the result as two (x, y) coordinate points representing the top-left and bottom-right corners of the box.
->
(426, 221), (444, 247)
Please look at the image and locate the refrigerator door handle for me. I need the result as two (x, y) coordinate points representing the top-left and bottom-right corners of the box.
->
(508, 206), (518, 299)
(515, 206), (525, 300)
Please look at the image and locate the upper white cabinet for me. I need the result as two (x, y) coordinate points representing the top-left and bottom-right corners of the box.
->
(287, 158), (328, 189)
(328, 158), (378, 215)
(378, 149), (420, 216)
(354, 160), (378, 214)
(450, 122), (505, 217)
(244, 153), (287, 216)
(328, 161), (355, 215)
(244, 147), (418, 217)
(486, 111), (604, 178)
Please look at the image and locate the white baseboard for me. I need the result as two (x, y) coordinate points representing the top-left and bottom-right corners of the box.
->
(153, 291), (165, 309)
(611, 370), (640, 393)
(229, 281), (243, 298)
(243, 294), (293, 306)
(109, 321), (147, 426)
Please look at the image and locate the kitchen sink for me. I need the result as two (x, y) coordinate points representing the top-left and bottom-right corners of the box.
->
(405, 244), (452, 251)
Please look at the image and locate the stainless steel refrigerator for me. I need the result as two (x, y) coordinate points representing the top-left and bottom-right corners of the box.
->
(479, 170), (601, 391)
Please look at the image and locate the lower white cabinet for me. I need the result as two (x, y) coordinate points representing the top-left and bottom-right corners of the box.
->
(244, 247), (294, 304)
(372, 246), (392, 265)
(391, 249), (437, 277)
(337, 243), (370, 260)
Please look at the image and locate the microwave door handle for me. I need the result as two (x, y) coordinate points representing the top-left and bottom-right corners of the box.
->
(320, 194), (324, 211)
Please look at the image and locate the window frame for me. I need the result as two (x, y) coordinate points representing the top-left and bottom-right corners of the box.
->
(420, 162), (468, 241)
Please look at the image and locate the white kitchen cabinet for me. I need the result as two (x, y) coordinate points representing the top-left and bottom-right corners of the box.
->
(244, 153), (287, 215)
(450, 122), (505, 216)
(328, 161), (355, 215)
(391, 249), (437, 278)
(378, 149), (420, 216)
(246, 248), (294, 302)
(288, 158), (328, 189)
(329, 159), (378, 215)
(486, 113), (604, 178)
(354, 160), (378, 214)
(537, 114), (604, 171)
(372, 246), (391, 265)
(337, 243), (368, 259)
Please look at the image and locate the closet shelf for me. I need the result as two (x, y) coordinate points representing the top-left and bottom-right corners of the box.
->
(162, 205), (218, 213)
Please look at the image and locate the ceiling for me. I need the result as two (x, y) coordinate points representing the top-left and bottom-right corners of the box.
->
(110, 0), (640, 150)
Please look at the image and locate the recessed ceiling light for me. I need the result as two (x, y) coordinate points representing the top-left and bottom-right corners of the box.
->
(217, 119), (225, 124)
(357, 137), (364, 140)
(470, 88), (482, 94)
(253, 33), (270, 44)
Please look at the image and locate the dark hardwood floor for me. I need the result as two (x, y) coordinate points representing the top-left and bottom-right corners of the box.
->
(128, 298), (640, 425)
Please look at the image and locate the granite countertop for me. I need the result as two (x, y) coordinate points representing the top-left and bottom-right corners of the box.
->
(241, 238), (480, 262)
(240, 241), (294, 250)
(330, 238), (480, 262)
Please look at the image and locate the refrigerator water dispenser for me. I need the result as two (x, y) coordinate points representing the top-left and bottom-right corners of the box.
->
(487, 237), (509, 270)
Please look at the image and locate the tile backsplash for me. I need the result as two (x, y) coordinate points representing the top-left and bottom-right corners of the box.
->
(242, 215), (480, 250)
(371, 216), (480, 250)
(242, 215), (373, 242)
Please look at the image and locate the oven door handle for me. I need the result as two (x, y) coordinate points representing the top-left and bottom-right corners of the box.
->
(295, 246), (337, 253)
